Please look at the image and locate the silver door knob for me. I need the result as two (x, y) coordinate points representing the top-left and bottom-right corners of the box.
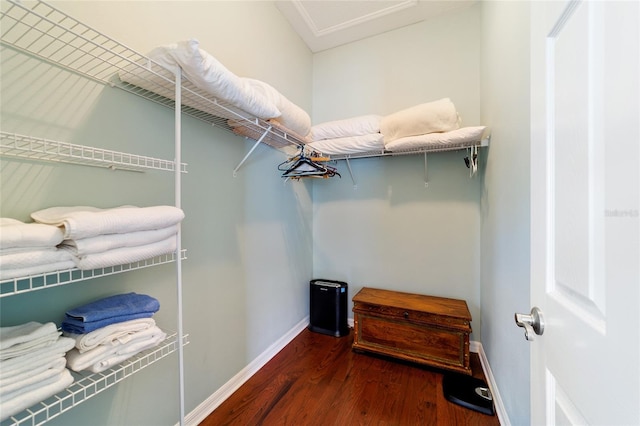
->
(514, 307), (545, 341)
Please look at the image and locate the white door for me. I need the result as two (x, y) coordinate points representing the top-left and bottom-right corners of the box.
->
(529, 1), (639, 425)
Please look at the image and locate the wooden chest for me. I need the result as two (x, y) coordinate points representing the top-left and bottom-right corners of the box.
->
(352, 287), (472, 375)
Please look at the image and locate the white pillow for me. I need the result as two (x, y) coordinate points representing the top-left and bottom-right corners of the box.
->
(311, 115), (382, 141)
(308, 133), (384, 155)
(147, 39), (280, 119)
(385, 126), (487, 151)
(380, 98), (461, 143)
(243, 78), (311, 137)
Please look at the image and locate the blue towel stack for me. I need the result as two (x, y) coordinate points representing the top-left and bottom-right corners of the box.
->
(61, 293), (160, 334)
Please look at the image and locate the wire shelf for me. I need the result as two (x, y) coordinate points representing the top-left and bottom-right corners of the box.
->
(1, 331), (190, 426)
(0, 132), (188, 173)
(327, 136), (490, 161)
(0, 0), (306, 150)
(0, 250), (187, 298)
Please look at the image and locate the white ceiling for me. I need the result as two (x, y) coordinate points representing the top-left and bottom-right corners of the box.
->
(275, 0), (476, 53)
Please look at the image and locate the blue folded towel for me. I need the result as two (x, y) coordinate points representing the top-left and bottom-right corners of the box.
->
(61, 293), (160, 334)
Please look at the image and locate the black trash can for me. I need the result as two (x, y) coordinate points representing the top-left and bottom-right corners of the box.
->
(309, 279), (349, 337)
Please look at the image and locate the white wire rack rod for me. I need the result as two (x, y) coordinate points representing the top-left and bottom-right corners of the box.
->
(0, 132), (187, 173)
(2, 332), (190, 426)
(0, 250), (187, 298)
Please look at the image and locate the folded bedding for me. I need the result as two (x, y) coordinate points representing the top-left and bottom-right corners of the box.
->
(0, 337), (75, 379)
(244, 78), (311, 138)
(0, 358), (67, 399)
(0, 368), (73, 421)
(59, 225), (178, 257)
(140, 39), (280, 120)
(63, 318), (156, 353)
(384, 126), (487, 152)
(0, 249), (75, 280)
(308, 133), (384, 155)
(380, 98), (461, 143)
(0, 356), (67, 391)
(61, 292), (160, 334)
(0, 218), (65, 250)
(65, 235), (177, 270)
(0, 260), (77, 281)
(0, 248), (74, 270)
(311, 114), (382, 141)
(31, 205), (184, 240)
(0, 322), (61, 360)
(65, 325), (166, 373)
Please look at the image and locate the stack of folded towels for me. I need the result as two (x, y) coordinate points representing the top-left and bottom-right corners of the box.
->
(62, 292), (166, 374)
(0, 322), (75, 421)
(30, 205), (185, 271)
(0, 218), (75, 280)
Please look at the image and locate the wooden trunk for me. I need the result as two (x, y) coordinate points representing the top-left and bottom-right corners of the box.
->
(352, 287), (472, 375)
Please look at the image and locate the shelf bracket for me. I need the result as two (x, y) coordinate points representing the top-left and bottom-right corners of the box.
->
(345, 158), (357, 189)
(424, 152), (429, 188)
(233, 125), (272, 177)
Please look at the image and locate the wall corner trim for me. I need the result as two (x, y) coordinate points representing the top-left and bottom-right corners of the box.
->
(182, 316), (310, 426)
(472, 340), (511, 426)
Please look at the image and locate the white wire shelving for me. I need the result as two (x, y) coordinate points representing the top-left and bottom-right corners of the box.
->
(1, 331), (190, 426)
(0, 250), (187, 298)
(0, 132), (188, 173)
(0, 0), (305, 151)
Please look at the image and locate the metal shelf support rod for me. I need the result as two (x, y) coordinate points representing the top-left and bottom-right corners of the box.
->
(233, 125), (272, 176)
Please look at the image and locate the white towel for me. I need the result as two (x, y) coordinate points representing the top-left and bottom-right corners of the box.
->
(0, 248), (74, 270)
(67, 235), (177, 270)
(63, 318), (156, 353)
(59, 225), (178, 257)
(0, 368), (73, 422)
(0, 322), (61, 360)
(0, 337), (75, 379)
(0, 356), (66, 388)
(0, 357), (67, 398)
(66, 326), (166, 373)
(0, 218), (65, 250)
(0, 260), (77, 281)
(0, 321), (59, 350)
(30, 205), (184, 240)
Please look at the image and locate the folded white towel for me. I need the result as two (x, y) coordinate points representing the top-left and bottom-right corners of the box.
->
(0, 218), (65, 250)
(0, 321), (59, 351)
(59, 225), (178, 257)
(0, 368), (73, 422)
(0, 248), (74, 270)
(63, 318), (156, 353)
(31, 205), (185, 240)
(0, 337), (75, 379)
(0, 322), (61, 360)
(66, 326), (166, 373)
(0, 357), (67, 398)
(67, 235), (177, 270)
(0, 356), (66, 389)
(0, 260), (77, 281)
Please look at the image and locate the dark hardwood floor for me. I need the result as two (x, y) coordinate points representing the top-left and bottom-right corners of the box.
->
(200, 328), (500, 426)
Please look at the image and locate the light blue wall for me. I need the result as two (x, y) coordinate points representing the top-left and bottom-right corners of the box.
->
(311, 5), (484, 339)
(480, 2), (531, 424)
(0, 2), (313, 425)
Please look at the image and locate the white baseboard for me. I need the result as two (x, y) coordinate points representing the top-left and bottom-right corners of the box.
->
(182, 316), (310, 426)
(472, 341), (510, 426)
(182, 322), (509, 426)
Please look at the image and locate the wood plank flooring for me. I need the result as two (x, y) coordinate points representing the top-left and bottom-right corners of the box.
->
(200, 328), (500, 426)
